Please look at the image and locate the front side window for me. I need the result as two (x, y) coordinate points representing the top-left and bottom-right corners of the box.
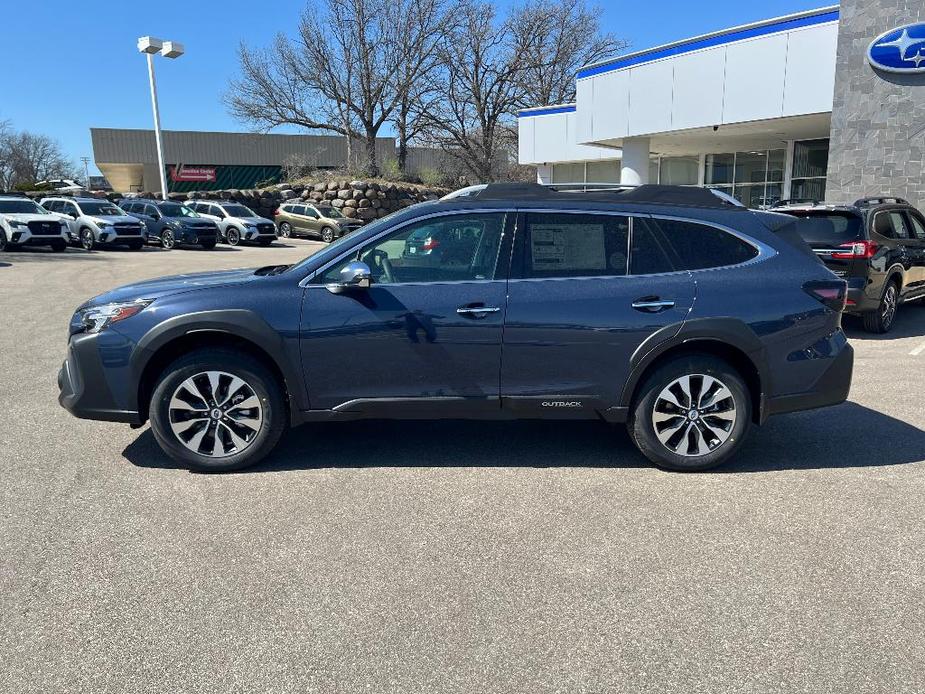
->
(318, 213), (507, 285)
(873, 212), (909, 239)
(908, 212), (925, 241)
(631, 218), (758, 274)
(524, 213), (628, 278)
(78, 201), (122, 216)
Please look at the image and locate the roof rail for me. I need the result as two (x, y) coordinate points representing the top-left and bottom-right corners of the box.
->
(853, 196), (909, 207)
(771, 198), (822, 208)
(448, 182), (744, 209)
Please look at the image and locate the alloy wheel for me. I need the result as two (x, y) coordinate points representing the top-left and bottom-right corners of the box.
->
(168, 371), (263, 458)
(321, 227), (335, 243)
(651, 374), (737, 457)
(279, 223), (291, 238)
(161, 230), (175, 249)
(226, 228), (240, 246)
(881, 284), (897, 329)
(80, 229), (94, 250)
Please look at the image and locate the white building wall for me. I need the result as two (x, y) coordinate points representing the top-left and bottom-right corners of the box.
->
(517, 108), (620, 165)
(572, 18), (838, 145)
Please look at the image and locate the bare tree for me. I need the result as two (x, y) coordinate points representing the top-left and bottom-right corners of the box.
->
(511, 0), (626, 108)
(0, 126), (75, 190)
(421, 1), (539, 182)
(227, 0), (446, 177)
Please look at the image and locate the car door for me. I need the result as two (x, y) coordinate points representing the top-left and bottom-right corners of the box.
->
(300, 205), (322, 237)
(206, 205), (228, 236)
(299, 211), (512, 414)
(903, 210), (925, 295)
(500, 211), (696, 417)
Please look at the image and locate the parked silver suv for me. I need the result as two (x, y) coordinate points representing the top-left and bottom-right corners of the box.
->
(187, 200), (277, 246)
(41, 196), (146, 250)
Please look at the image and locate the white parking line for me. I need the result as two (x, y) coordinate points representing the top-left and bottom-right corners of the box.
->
(911, 340), (925, 357)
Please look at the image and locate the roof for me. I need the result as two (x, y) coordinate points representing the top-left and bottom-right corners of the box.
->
(446, 183), (744, 210)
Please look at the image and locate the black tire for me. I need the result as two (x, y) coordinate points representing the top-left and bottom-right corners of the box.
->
(225, 227), (241, 246)
(161, 229), (176, 250)
(201, 240), (217, 249)
(0, 229), (7, 252)
(862, 280), (899, 333)
(321, 226), (335, 243)
(628, 355), (752, 472)
(51, 241), (67, 252)
(127, 241), (144, 251)
(80, 228), (96, 251)
(149, 349), (287, 473)
(278, 222), (292, 238)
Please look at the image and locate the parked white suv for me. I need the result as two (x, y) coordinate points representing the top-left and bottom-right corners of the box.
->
(186, 200), (277, 246)
(40, 197), (146, 250)
(0, 196), (69, 251)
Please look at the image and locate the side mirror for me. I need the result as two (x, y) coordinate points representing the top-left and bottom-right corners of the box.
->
(327, 261), (371, 293)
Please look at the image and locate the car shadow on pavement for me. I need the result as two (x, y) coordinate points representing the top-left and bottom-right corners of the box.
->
(122, 401), (924, 474)
(843, 306), (925, 340)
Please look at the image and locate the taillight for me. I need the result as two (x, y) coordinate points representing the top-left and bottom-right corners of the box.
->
(273, 208), (281, 216)
(831, 240), (877, 259)
(803, 280), (848, 312)
(421, 237), (440, 251)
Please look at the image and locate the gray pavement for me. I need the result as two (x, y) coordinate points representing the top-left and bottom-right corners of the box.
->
(1, 241), (924, 693)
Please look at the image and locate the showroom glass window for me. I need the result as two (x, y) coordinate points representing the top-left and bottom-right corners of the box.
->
(790, 139), (829, 202)
(705, 149), (785, 208)
(652, 156), (700, 185)
(318, 213), (507, 284)
(552, 161), (620, 184)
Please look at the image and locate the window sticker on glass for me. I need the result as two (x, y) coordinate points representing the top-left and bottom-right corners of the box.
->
(531, 223), (606, 272)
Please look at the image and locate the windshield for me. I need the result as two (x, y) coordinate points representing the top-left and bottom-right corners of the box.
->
(318, 206), (343, 218)
(159, 203), (199, 218)
(223, 205), (257, 217)
(0, 200), (44, 214)
(80, 201), (123, 216)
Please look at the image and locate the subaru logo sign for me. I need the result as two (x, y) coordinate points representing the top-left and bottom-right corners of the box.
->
(868, 23), (925, 74)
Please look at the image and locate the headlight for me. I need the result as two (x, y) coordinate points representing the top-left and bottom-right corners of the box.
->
(9, 220), (27, 228)
(96, 220), (112, 228)
(168, 220), (183, 229)
(77, 299), (153, 334)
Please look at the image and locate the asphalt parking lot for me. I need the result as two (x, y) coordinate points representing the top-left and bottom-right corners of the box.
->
(1, 241), (924, 693)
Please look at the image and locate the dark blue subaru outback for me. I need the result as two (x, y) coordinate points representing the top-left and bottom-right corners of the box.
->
(58, 184), (853, 472)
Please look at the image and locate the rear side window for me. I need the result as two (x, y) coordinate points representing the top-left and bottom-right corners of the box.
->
(291, 205), (306, 216)
(524, 213), (629, 278)
(631, 218), (758, 274)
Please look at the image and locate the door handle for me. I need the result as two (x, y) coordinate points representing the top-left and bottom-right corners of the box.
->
(631, 298), (675, 312)
(457, 306), (501, 316)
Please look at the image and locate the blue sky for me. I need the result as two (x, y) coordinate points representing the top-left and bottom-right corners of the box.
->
(1, 0), (830, 176)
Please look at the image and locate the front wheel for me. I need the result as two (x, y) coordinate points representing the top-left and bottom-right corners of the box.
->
(0, 230), (7, 251)
(80, 228), (96, 251)
(628, 355), (751, 472)
(149, 349), (287, 472)
(321, 226), (335, 243)
(161, 229), (176, 250)
(278, 222), (291, 238)
(225, 227), (241, 246)
(863, 282), (898, 333)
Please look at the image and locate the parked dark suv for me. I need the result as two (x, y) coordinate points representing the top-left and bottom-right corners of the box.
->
(58, 184), (853, 473)
(773, 197), (925, 333)
(120, 199), (219, 250)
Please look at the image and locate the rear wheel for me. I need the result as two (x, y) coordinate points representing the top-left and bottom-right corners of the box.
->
(863, 281), (899, 333)
(321, 226), (335, 243)
(278, 222), (292, 238)
(628, 355), (751, 472)
(225, 227), (241, 246)
(149, 349), (287, 472)
(161, 229), (176, 250)
(80, 228), (96, 251)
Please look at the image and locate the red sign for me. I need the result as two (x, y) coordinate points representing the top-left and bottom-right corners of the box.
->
(169, 165), (216, 182)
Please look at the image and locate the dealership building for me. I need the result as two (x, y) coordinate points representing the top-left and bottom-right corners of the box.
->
(518, 0), (925, 209)
(90, 128), (445, 193)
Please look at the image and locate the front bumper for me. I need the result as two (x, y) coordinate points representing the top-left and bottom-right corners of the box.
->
(765, 339), (854, 418)
(10, 230), (67, 246)
(58, 332), (141, 424)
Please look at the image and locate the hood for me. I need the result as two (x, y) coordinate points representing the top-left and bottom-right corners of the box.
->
(82, 267), (267, 308)
(3, 213), (63, 224)
(95, 215), (142, 225)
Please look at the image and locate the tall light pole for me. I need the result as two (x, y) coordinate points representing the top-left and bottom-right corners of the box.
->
(137, 36), (184, 200)
(80, 156), (90, 190)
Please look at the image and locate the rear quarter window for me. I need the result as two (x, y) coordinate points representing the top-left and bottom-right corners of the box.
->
(631, 218), (758, 274)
